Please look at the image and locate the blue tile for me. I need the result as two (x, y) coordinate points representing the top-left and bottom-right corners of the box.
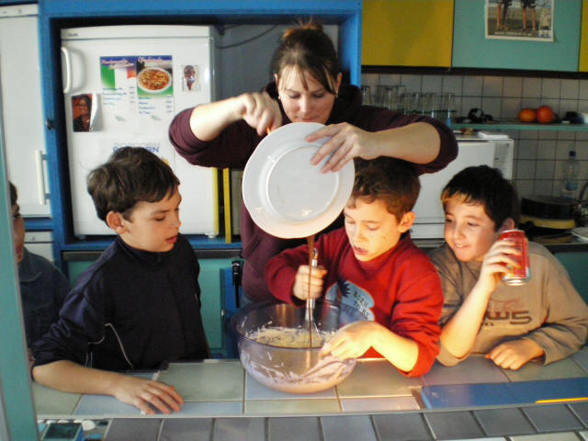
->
(103, 418), (160, 441)
(522, 404), (584, 432)
(159, 419), (212, 441)
(570, 402), (588, 426)
(321, 415), (378, 441)
(425, 411), (485, 440)
(213, 417), (265, 441)
(372, 413), (432, 441)
(268, 417), (321, 441)
(172, 401), (242, 416)
(474, 408), (535, 436)
(421, 378), (588, 409)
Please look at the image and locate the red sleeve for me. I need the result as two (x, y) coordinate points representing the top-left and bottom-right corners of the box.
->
(391, 253), (443, 377)
(265, 242), (310, 304)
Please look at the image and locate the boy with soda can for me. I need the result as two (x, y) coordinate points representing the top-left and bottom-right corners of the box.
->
(429, 165), (588, 370)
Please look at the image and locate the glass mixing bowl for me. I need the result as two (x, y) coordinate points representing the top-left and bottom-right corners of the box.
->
(231, 300), (367, 394)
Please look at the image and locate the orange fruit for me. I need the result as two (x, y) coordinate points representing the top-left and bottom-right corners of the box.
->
(536, 105), (555, 124)
(518, 108), (536, 122)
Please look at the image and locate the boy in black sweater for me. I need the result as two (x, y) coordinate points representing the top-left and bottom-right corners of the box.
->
(32, 147), (209, 414)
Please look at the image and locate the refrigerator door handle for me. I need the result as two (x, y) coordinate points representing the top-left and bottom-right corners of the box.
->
(61, 46), (72, 94)
(34, 149), (49, 205)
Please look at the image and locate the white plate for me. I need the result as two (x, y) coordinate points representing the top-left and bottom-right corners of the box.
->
(571, 227), (588, 242)
(242, 122), (354, 239)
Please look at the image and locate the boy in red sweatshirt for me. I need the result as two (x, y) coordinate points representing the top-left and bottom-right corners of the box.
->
(265, 158), (443, 377)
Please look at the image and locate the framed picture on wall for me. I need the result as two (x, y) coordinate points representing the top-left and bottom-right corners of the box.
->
(486, 0), (554, 41)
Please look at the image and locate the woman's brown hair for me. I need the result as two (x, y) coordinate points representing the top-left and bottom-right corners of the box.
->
(271, 21), (340, 94)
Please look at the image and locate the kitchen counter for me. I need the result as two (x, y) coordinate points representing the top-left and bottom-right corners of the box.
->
(34, 348), (588, 440)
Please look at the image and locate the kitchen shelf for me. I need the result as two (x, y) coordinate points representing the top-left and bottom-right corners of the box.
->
(452, 122), (588, 132)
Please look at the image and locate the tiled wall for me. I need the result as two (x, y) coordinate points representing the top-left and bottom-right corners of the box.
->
(362, 72), (588, 200)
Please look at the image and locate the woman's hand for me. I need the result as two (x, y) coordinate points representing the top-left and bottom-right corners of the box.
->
(112, 375), (184, 415)
(236, 92), (282, 136)
(306, 123), (379, 173)
(292, 264), (327, 301)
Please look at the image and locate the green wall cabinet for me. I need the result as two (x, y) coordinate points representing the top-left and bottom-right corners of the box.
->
(452, 0), (581, 71)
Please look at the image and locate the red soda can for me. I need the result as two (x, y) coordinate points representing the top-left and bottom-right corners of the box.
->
(498, 229), (531, 286)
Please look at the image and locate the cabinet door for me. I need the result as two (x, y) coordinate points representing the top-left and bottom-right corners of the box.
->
(0, 5), (50, 216)
(362, 0), (453, 67)
(580, 0), (588, 71)
(452, 0), (581, 71)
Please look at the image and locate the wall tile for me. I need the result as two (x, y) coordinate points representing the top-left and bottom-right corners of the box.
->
(483, 76), (503, 97)
(517, 160), (536, 179)
(461, 97), (482, 116)
(535, 160), (555, 179)
(534, 178), (553, 195)
(517, 139), (538, 159)
(521, 97), (541, 109)
(560, 98), (579, 113)
(536, 140), (556, 160)
(482, 97), (502, 119)
(422, 75), (442, 93)
(400, 74), (422, 93)
(442, 75), (463, 95)
(514, 179), (535, 197)
(580, 81), (588, 100)
(561, 79), (579, 100)
(463, 76), (484, 96)
(556, 140), (575, 160)
(523, 77), (542, 97)
(503, 97), (522, 120)
(541, 78), (561, 99)
(503, 77), (523, 97)
(380, 73), (401, 86)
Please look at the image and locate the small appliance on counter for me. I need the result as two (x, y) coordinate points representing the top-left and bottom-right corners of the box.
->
(519, 195), (578, 243)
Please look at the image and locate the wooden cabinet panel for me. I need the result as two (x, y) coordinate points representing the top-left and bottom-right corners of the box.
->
(362, 0), (453, 67)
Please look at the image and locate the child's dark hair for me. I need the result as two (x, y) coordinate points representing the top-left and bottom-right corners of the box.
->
(271, 21), (340, 95)
(349, 158), (420, 221)
(441, 165), (520, 230)
(87, 147), (179, 222)
(9, 181), (17, 206)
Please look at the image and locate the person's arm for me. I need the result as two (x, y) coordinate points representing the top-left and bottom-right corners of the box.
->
(440, 239), (522, 359)
(322, 321), (419, 372)
(308, 121), (442, 172)
(189, 92), (282, 140)
(32, 361), (182, 415)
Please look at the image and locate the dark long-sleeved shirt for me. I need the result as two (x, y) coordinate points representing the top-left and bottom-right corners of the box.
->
(32, 235), (209, 371)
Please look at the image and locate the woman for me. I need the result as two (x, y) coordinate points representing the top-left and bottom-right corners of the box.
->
(169, 22), (458, 302)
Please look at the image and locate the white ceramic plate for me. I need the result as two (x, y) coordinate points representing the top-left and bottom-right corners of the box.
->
(571, 227), (588, 242)
(242, 122), (354, 239)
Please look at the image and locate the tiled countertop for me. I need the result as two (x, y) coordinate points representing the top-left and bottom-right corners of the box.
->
(34, 348), (588, 419)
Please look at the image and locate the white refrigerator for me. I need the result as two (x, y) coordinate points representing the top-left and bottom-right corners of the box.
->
(61, 25), (219, 237)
